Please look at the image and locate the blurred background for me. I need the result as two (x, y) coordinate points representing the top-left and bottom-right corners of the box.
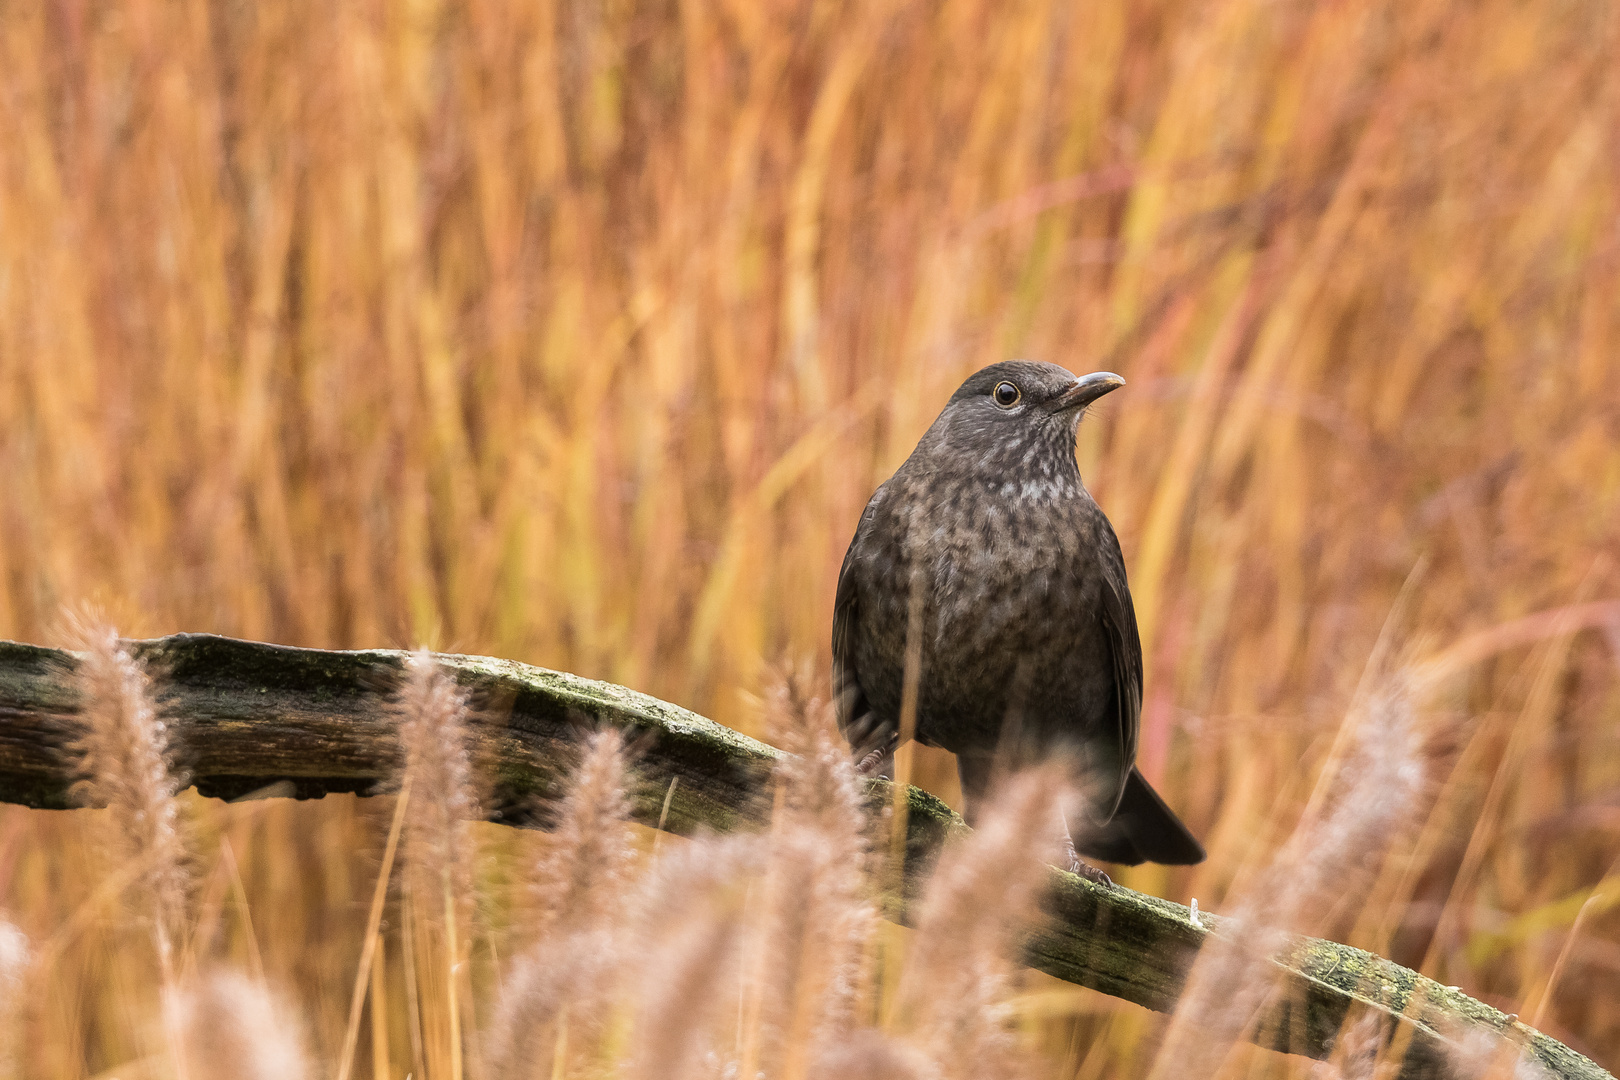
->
(2, 0), (1619, 1073)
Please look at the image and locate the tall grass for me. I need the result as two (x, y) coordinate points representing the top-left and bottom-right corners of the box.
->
(0, 0), (1617, 1073)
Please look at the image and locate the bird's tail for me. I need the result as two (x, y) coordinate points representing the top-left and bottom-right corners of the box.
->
(1074, 767), (1205, 866)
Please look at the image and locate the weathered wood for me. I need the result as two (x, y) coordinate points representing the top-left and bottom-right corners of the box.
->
(0, 634), (1608, 1079)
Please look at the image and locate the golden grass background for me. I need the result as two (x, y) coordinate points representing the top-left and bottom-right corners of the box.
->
(1, 0), (1619, 1074)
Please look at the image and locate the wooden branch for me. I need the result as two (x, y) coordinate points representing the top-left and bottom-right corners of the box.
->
(0, 634), (1608, 1079)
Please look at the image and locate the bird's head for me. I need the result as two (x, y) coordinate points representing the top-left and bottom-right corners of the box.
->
(911, 360), (1125, 482)
(923, 360), (1124, 469)
(946, 361), (1125, 424)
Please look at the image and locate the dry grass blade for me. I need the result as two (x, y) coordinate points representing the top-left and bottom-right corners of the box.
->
(333, 775), (411, 1080)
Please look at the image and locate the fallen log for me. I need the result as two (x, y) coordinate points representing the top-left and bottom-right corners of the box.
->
(0, 633), (1607, 1079)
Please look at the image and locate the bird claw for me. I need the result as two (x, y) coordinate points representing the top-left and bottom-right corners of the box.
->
(854, 747), (893, 778)
(1064, 839), (1112, 886)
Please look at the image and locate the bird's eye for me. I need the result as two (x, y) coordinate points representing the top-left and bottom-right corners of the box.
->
(992, 381), (1021, 407)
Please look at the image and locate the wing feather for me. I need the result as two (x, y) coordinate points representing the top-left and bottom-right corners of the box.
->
(1094, 520), (1142, 819)
(833, 497), (896, 772)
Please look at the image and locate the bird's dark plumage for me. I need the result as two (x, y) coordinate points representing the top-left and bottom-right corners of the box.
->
(833, 360), (1204, 867)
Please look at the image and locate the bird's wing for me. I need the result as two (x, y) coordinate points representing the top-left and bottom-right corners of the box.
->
(832, 496), (893, 773)
(1095, 519), (1142, 819)
(831, 537), (865, 735)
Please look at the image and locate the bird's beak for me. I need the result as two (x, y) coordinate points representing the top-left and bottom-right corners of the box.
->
(1051, 371), (1126, 412)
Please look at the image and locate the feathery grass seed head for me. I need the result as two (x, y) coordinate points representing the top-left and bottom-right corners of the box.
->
(486, 728), (639, 1078)
(393, 651), (481, 908)
(164, 969), (312, 1080)
(529, 727), (637, 938)
(757, 673), (879, 1060)
(767, 671), (871, 841)
(627, 834), (766, 1080)
(0, 919), (29, 1076)
(1441, 1023), (1552, 1080)
(899, 764), (1071, 1080)
(1154, 677), (1430, 1080)
(807, 1030), (929, 1080)
(63, 618), (190, 965)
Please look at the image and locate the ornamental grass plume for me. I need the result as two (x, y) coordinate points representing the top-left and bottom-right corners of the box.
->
(390, 651), (482, 1080)
(1440, 1020), (1552, 1080)
(895, 763), (1073, 1080)
(1308, 1011), (1389, 1080)
(493, 676), (884, 1080)
(484, 728), (639, 1080)
(805, 1030), (930, 1080)
(767, 670), (872, 842)
(625, 834), (766, 1080)
(0, 919), (29, 1077)
(1153, 677), (1430, 1079)
(393, 651), (482, 911)
(62, 618), (191, 973)
(526, 727), (638, 940)
(740, 674), (878, 1078)
(163, 969), (312, 1080)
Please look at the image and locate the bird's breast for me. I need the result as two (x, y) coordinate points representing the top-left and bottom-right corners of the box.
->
(841, 413), (1129, 770)
(848, 473), (1111, 729)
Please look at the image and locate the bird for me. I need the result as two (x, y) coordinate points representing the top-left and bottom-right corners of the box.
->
(832, 360), (1205, 874)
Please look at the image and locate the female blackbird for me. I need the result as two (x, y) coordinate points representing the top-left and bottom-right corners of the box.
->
(833, 361), (1204, 869)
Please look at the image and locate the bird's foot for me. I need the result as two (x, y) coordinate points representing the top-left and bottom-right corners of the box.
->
(1064, 839), (1112, 887)
(855, 748), (892, 777)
